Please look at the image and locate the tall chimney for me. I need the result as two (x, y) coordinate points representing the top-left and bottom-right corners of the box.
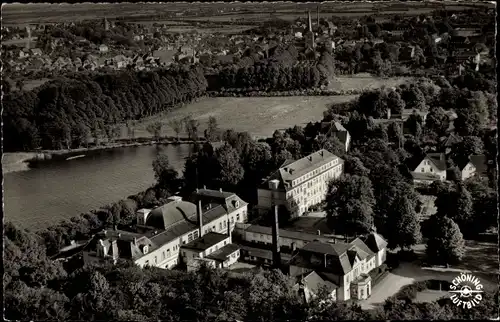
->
(317, 6), (320, 27)
(227, 216), (232, 240)
(271, 205), (281, 269)
(26, 26), (31, 49)
(198, 200), (204, 237)
(308, 11), (312, 32)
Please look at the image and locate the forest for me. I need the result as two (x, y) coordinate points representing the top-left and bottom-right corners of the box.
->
(3, 66), (207, 151)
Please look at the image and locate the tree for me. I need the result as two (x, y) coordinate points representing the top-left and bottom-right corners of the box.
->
(152, 152), (178, 192)
(205, 116), (219, 142)
(435, 182), (473, 234)
(342, 155), (370, 177)
(425, 107), (449, 137)
(405, 112), (423, 139)
(184, 116), (200, 142)
(454, 109), (481, 137)
(146, 121), (162, 141)
(325, 174), (375, 236)
(425, 215), (465, 266)
(385, 191), (422, 250)
(449, 136), (484, 164)
(167, 119), (183, 141)
(213, 144), (244, 189)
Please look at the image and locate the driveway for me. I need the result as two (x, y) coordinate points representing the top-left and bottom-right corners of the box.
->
(360, 262), (497, 310)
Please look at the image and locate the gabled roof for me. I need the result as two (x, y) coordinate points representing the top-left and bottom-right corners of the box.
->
(469, 155), (487, 175)
(425, 153), (447, 171)
(298, 271), (338, 293)
(441, 133), (462, 148)
(206, 243), (240, 262)
(363, 232), (388, 253)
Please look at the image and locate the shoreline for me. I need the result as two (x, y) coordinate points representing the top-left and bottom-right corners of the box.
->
(2, 138), (203, 175)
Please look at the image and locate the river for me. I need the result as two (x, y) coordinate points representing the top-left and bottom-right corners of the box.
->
(3, 144), (193, 230)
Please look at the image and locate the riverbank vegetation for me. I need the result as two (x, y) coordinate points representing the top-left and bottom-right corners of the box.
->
(3, 66), (207, 151)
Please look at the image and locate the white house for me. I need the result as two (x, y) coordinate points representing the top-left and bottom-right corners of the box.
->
(411, 153), (447, 185)
(456, 155), (487, 180)
(289, 232), (388, 301)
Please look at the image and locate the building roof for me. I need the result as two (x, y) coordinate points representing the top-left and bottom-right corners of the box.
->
(298, 271), (338, 293)
(146, 200), (197, 230)
(440, 133), (462, 148)
(191, 189), (248, 215)
(239, 244), (292, 262)
(302, 241), (350, 257)
(290, 233), (386, 276)
(469, 155), (487, 175)
(245, 224), (333, 243)
(206, 243), (240, 262)
(363, 232), (388, 253)
(425, 153), (447, 171)
(181, 232), (229, 252)
(261, 150), (341, 191)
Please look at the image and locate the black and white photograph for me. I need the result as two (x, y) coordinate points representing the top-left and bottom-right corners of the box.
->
(2, 1), (498, 320)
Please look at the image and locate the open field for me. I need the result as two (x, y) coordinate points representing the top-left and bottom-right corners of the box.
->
(125, 95), (358, 140)
(2, 2), (492, 26)
(329, 74), (412, 92)
(2, 152), (40, 174)
(165, 25), (255, 34)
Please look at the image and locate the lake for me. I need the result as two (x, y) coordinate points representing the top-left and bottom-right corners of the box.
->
(3, 144), (192, 230)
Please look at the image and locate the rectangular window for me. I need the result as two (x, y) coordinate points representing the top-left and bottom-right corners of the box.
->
(193, 231), (199, 239)
(223, 221), (227, 228)
(188, 233), (194, 242)
(236, 214), (240, 221)
(219, 222), (223, 230)
(167, 249), (171, 257)
(162, 252), (165, 260)
(231, 217), (234, 223)
(430, 168), (433, 172)
(212, 225), (215, 231)
(154, 256), (157, 264)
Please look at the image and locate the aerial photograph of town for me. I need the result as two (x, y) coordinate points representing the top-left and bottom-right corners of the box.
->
(1, 1), (498, 320)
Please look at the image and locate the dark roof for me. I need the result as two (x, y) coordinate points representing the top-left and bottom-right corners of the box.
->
(364, 233), (388, 253)
(260, 150), (342, 191)
(239, 244), (292, 262)
(191, 189), (248, 214)
(146, 200), (197, 230)
(206, 243), (240, 262)
(441, 133), (462, 148)
(245, 225), (333, 243)
(469, 155), (487, 175)
(181, 232), (229, 252)
(426, 153), (447, 171)
(302, 241), (350, 256)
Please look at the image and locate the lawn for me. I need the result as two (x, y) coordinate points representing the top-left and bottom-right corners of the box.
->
(328, 74), (412, 92)
(125, 95), (358, 140)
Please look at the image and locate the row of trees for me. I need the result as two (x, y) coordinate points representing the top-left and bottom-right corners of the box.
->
(214, 46), (336, 91)
(3, 66), (208, 151)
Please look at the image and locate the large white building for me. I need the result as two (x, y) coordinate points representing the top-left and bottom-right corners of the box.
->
(83, 189), (248, 270)
(257, 149), (343, 217)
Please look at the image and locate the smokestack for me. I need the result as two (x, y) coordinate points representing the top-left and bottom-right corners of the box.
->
(308, 11), (312, 32)
(271, 205), (281, 269)
(317, 6), (320, 27)
(227, 216), (232, 240)
(26, 26), (31, 49)
(198, 200), (204, 237)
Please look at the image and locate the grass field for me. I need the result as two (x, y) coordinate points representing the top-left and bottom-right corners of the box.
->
(125, 95), (358, 140)
(329, 74), (412, 92)
(165, 25), (255, 34)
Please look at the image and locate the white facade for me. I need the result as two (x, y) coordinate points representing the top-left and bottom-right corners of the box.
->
(414, 158), (446, 181)
(134, 201), (248, 270)
(258, 156), (343, 217)
(460, 162), (476, 180)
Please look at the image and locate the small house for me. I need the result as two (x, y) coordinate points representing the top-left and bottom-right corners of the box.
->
(99, 44), (109, 53)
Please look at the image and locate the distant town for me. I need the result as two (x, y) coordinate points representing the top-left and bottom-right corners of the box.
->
(2, 2), (498, 321)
